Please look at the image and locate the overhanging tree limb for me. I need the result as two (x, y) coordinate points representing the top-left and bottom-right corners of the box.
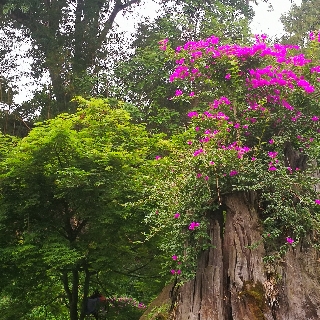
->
(97, 0), (141, 45)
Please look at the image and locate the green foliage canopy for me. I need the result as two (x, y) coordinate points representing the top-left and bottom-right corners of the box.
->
(0, 97), (165, 319)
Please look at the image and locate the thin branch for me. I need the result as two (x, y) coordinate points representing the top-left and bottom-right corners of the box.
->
(13, 112), (31, 131)
(61, 271), (72, 303)
(111, 268), (162, 279)
(97, 0), (140, 46)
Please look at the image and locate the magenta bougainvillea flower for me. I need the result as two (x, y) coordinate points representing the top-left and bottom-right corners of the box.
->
(160, 34), (320, 277)
(193, 149), (204, 157)
(188, 111), (198, 118)
(286, 237), (294, 244)
(189, 222), (200, 230)
(158, 38), (168, 51)
(234, 123), (240, 129)
(170, 269), (181, 275)
(268, 151), (278, 158)
(229, 170), (238, 176)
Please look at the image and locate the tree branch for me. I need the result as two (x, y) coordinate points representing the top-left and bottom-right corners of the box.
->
(61, 271), (72, 303)
(111, 268), (162, 279)
(97, 0), (140, 45)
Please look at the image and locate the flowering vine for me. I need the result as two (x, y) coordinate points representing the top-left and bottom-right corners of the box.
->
(148, 33), (320, 280)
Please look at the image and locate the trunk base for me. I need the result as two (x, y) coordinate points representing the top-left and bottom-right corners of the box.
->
(142, 192), (320, 320)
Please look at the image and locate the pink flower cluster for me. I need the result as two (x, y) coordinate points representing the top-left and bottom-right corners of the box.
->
(203, 111), (229, 120)
(170, 65), (189, 82)
(286, 237), (294, 245)
(161, 35), (320, 273)
(170, 269), (181, 275)
(268, 151), (278, 158)
(172, 37), (303, 71)
(158, 38), (168, 51)
(199, 129), (219, 143)
(229, 170), (238, 176)
(311, 66), (320, 73)
(219, 142), (251, 159)
(171, 255), (182, 275)
(247, 67), (315, 94)
(188, 111), (198, 118)
(179, 35), (220, 52)
(193, 149), (204, 157)
(169, 34), (320, 90)
(309, 31), (320, 42)
(189, 221), (200, 230)
(209, 96), (231, 109)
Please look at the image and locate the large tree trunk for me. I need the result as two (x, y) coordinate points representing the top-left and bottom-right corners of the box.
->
(167, 191), (320, 320)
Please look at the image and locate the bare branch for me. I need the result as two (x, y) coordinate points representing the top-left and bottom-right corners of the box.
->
(97, 0), (140, 45)
(61, 271), (72, 303)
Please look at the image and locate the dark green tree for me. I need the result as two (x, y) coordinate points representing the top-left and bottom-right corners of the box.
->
(0, 0), (143, 117)
(0, 0), (271, 123)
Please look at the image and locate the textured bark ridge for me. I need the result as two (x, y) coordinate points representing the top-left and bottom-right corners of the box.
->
(169, 192), (320, 320)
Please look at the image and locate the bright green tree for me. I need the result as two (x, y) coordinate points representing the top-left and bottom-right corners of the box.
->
(0, 98), (165, 320)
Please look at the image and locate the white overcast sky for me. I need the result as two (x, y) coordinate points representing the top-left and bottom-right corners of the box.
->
(119, 0), (303, 37)
(13, 0), (303, 104)
(251, 0), (302, 37)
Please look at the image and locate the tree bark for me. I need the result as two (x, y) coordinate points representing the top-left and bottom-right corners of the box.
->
(70, 269), (80, 320)
(79, 267), (90, 320)
(169, 191), (320, 320)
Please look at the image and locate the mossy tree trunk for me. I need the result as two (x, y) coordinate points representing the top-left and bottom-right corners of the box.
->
(170, 191), (320, 320)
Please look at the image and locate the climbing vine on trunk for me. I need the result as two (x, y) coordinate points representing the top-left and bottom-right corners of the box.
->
(148, 33), (320, 281)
